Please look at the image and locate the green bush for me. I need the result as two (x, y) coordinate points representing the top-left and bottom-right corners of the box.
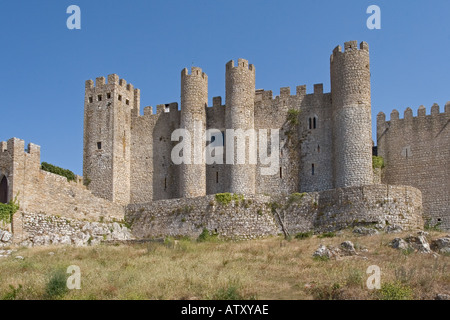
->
(2, 284), (23, 300)
(45, 268), (68, 299)
(287, 109), (300, 126)
(215, 193), (243, 206)
(378, 282), (413, 300)
(372, 156), (385, 169)
(317, 232), (336, 239)
(41, 162), (76, 182)
(212, 284), (243, 300)
(197, 228), (218, 242)
(288, 192), (306, 204)
(0, 196), (19, 224)
(295, 231), (313, 240)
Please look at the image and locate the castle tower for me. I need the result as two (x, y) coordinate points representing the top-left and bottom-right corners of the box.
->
(330, 41), (373, 188)
(225, 59), (256, 194)
(180, 67), (208, 198)
(83, 75), (139, 205)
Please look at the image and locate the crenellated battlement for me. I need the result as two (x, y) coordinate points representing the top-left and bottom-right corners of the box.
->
(85, 74), (136, 91)
(331, 41), (369, 63)
(226, 59), (255, 72)
(0, 138), (40, 157)
(254, 83), (327, 103)
(181, 67), (208, 80)
(378, 103), (450, 123)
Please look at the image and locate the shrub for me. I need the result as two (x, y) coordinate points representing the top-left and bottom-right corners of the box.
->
(317, 232), (336, 239)
(0, 195), (19, 224)
(212, 284), (243, 300)
(288, 192), (306, 204)
(372, 156), (385, 169)
(2, 284), (23, 300)
(308, 283), (342, 300)
(295, 231), (313, 240)
(215, 193), (243, 206)
(41, 162), (76, 182)
(287, 109), (300, 126)
(197, 228), (218, 242)
(45, 268), (68, 299)
(378, 282), (413, 300)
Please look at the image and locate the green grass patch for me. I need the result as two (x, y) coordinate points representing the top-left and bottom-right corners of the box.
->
(294, 231), (313, 240)
(317, 232), (336, 239)
(378, 282), (413, 300)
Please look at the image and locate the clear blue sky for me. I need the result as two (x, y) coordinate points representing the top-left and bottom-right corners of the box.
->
(1, 0), (449, 175)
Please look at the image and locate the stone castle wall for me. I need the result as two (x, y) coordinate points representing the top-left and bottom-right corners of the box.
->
(0, 138), (125, 243)
(126, 185), (423, 240)
(377, 104), (450, 230)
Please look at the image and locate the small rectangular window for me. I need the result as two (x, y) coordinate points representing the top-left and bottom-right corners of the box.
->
(216, 172), (219, 183)
(88, 97), (93, 103)
(97, 142), (102, 150)
(312, 164), (315, 176)
(118, 95), (122, 101)
(126, 99), (130, 105)
(98, 95), (102, 101)
(107, 93), (111, 99)
(280, 167), (283, 179)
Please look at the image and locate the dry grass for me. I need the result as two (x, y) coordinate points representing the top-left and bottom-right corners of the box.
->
(0, 230), (449, 300)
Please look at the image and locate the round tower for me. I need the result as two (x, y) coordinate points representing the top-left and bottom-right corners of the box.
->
(330, 41), (373, 188)
(180, 67), (208, 198)
(225, 59), (256, 194)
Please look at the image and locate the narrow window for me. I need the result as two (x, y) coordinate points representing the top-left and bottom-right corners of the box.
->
(118, 95), (122, 101)
(312, 164), (315, 176)
(97, 95), (102, 101)
(126, 99), (130, 105)
(317, 145), (320, 153)
(216, 172), (219, 183)
(107, 93), (111, 99)
(280, 167), (283, 179)
(309, 118), (312, 130)
(88, 97), (93, 103)
(405, 148), (408, 159)
(97, 142), (102, 150)
(164, 177), (167, 190)
(313, 117), (317, 129)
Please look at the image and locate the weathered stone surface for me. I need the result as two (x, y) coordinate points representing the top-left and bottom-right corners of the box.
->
(405, 234), (432, 254)
(385, 225), (403, 234)
(18, 212), (133, 247)
(340, 241), (357, 256)
(353, 227), (379, 236)
(390, 238), (410, 250)
(1, 230), (13, 242)
(430, 237), (450, 254)
(435, 294), (450, 300)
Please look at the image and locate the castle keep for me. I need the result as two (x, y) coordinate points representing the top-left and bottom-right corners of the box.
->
(1, 41), (448, 245)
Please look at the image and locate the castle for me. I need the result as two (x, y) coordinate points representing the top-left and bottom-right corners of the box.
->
(1, 41), (448, 244)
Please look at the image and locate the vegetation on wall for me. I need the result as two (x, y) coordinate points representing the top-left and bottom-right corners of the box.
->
(287, 109), (300, 126)
(41, 162), (76, 182)
(372, 156), (385, 169)
(215, 193), (244, 206)
(0, 195), (19, 224)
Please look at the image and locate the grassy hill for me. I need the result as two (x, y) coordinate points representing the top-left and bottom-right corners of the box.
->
(0, 230), (449, 300)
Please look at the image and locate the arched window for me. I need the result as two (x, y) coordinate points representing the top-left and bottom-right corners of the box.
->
(0, 176), (8, 204)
